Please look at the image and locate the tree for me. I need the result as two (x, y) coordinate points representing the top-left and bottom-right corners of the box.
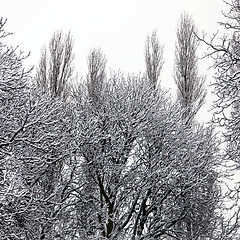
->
(0, 22), (75, 239)
(31, 30), (76, 239)
(198, 0), (240, 238)
(36, 30), (74, 99)
(72, 75), (161, 239)
(0, 17), (33, 239)
(173, 13), (219, 239)
(174, 13), (206, 121)
(132, 123), (219, 240)
(1, 79), (73, 239)
(0, 15), (222, 240)
(145, 30), (164, 89)
(87, 48), (107, 104)
(223, 31), (240, 167)
(60, 71), (219, 240)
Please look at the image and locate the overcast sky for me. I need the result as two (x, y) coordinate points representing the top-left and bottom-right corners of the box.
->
(2, 0), (228, 121)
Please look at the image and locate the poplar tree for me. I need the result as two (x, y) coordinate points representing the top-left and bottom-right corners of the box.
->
(174, 13), (206, 121)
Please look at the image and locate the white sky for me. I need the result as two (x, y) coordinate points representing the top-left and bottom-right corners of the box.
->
(2, 0), (228, 121)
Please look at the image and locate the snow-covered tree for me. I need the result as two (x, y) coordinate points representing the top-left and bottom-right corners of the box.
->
(0, 21), (74, 239)
(0, 18), (32, 239)
(63, 72), (219, 239)
(198, 0), (240, 238)
(0, 16), (222, 240)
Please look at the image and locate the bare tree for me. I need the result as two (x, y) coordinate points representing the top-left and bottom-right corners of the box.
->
(132, 123), (219, 240)
(1, 83), (73, 239)
(0, 18), (31, 239)
(223, 32), (240, 167)
(174, 13), (206, 120)
(33, 30), (76, 239)
(172, 13), (219, 240)
(197, 0), (240, 238)
(36, 30), (74, 99)
(61, 73), (219, 240)
(145, 30), (164, 88)
(87, 48), (107, 104)
(0, 14), (225, 240)
(0, 21), (75, 239)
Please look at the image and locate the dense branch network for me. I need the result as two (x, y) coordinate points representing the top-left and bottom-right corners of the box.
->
(1, 2), (240, 238)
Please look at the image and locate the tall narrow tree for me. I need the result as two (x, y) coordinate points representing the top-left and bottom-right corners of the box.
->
(33, 30), (75, 239)
(145, 30), (164, 89)
(174, 13), (206, 120)
(36, 30), (74, 99)
(87, 48), (107, 104)
(173, 13), (216, 239)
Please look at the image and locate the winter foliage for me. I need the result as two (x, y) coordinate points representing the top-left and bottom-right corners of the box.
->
(1, 1), (240, 238)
